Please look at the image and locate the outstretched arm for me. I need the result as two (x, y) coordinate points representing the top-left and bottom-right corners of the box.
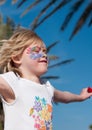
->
(54, 88), (92, 103)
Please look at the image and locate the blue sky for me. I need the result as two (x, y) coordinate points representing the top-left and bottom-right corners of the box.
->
(0, 1), (92, 130)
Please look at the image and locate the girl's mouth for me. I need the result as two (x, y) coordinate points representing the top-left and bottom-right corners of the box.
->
(39, 60), (47, 63)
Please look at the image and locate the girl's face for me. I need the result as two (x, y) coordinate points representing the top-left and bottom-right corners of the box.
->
(18, 44), (48, 77)
(26, 46), (47, 60)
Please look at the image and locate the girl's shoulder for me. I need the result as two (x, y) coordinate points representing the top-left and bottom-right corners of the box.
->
(44, 80), (55, 96)
(0, 71), (17, 79)
(0, 72), (18, 103)
(0, 71), (16, 77)
(0, 71), (18, 87)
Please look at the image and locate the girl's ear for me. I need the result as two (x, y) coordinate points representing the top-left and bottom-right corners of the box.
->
(11, 55), (22, 65)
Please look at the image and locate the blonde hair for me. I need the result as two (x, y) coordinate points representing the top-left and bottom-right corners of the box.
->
(0, 28), (44, 76)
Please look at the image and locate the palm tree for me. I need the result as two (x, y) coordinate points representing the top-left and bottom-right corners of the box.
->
(0, 0), (91, 40)
(89, 125), (92, 130)
(0, 14), (15, 40)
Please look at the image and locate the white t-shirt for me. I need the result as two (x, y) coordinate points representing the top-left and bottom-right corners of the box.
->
(0, 71), (54, 130)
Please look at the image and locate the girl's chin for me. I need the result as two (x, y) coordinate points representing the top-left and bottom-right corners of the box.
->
(38, 69), (48, 76)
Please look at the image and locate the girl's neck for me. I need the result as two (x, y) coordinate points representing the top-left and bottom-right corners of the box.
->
(22, 74), (41, 84)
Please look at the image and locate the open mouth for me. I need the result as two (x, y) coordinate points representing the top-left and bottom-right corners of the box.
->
(39, 60), (47, 63)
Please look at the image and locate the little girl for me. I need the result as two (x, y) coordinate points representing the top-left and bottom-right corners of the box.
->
(0, 28), (92, 130)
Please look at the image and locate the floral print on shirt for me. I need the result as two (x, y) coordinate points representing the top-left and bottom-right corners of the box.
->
(29, 96), (53, 130)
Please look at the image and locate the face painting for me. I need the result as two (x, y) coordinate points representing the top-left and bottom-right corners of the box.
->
(26, 46), (47, 60)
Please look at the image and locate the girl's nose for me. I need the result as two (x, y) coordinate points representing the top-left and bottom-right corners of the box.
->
(42, 53), (47, 58)
(42, 53), (49, 61)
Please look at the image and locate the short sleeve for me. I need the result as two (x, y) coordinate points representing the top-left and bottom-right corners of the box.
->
(46, 81), (55, 98)
(0, 71), (18, 104)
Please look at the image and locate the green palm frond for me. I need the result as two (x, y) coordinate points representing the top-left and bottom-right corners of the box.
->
(42, 76), (59, 80)
(47, 41), (59, 53)
(31, 0), (71, 30)
(61, 0), (84, 30)
(48, 59), (74, 69)
(1, 0), (92, 40)
(0, 0), (6, 5)
(20, 0), (42, 18)
(47, 41), (60, 61)
(17, 0), (27, 8)
(69, 2), (92, 40)
(0, 15), (16, 40)
(89, 124), (92, 130)
(88, 17), (92, 27)
(12, 0), (18, 4)
(48, 55), (59, 60)
(31, 0), (57, 30)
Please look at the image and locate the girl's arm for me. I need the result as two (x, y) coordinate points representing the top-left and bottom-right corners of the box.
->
(54, 88), (92, 103)
(0, 77), (15, 103)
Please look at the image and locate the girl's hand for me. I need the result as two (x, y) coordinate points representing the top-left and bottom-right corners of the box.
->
(80, 87), (92, 101)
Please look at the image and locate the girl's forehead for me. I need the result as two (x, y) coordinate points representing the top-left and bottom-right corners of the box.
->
(28, 43), (46, 48)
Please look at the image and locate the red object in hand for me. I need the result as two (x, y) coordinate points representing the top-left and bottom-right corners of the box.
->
(87, 87), (92, 93)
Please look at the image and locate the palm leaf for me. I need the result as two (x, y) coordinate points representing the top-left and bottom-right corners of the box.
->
(69, 2), (92, 40)
(89, 125), (92, 129)
(61, 0), (84, 30)
(12, 0), (18, 4)
(0, 0), (6, 5)
(0, 14), (3, 24)
(31, 0), (72, 30)
(47, 41), (60, 61)
(31, 0), (57, 30)
(47, 41), (59, 53)
(48, 59), (74, 69)
(88, 17), (92, 27)
(0, 15), (15, 40)
(20, 0), (42, 17)
(17, 0), (27, 8)
(48, 55), (59, 60)
(42, 76), (59, 80)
